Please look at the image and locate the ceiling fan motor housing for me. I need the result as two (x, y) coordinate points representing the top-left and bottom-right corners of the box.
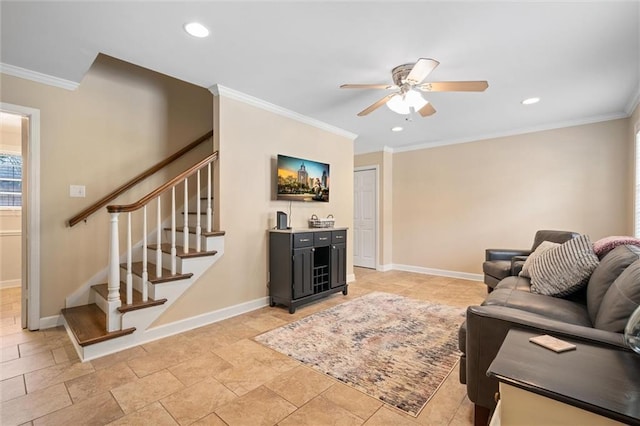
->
(392, 63), (417, 87)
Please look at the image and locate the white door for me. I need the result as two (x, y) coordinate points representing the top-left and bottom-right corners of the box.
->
(354, 168), (376, 268)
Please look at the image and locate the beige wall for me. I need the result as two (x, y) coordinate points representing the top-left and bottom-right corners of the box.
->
(354, 150), (393, 267)
(156, 95), (355, 324)
(391, 118), (630, 275)
(0, 55), (213, 317)
(0, 115), (22, 286)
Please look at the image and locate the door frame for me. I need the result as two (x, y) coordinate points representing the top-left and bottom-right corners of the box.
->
(354, 166), (379, 269)
(1, 102), (41, 330)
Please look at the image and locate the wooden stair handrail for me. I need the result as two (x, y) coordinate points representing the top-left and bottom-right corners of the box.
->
(107, 151), (218, 213)
(67, 130), (213, 227)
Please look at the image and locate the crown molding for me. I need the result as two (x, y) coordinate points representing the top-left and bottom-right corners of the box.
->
(0, 63), (79, 91)
(625, 86), (640, 116)
(209, 84), (357, 141)
(390, 112), (629, 154)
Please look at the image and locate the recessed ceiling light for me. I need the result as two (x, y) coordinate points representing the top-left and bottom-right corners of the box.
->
(184, 22), (209, 38)
(522, 97), (540, 105)
(391, 126), (403, 132)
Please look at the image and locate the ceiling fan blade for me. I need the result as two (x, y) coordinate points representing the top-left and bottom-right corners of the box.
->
(418, 81), (489, 92)
(340, 84), (398, 90)
(418, 102), (436, 117)
(405, 58), (440, 85)
(357, 93), (397, 116)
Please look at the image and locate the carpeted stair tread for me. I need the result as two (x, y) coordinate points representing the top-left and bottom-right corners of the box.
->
(91, 283), (168, 313)
(61, 304), (136, 346)
(125, 262), (193, 283)
(148, 243), (217, 259)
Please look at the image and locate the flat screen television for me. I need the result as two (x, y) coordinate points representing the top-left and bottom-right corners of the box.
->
(276, 154), (329, 202)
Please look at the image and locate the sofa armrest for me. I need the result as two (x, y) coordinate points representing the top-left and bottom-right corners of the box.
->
(510, 255), (528, 275)
(485, 248), (531, 261)
(463, 305), (626, 410)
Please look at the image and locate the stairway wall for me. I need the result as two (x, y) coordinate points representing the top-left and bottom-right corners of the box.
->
(154, 93), (355, 326)
(0, 54), (213, 318)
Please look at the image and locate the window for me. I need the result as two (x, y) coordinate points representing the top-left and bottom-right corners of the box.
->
(0, 153), (22, 208)
(636, 130), (640, 237)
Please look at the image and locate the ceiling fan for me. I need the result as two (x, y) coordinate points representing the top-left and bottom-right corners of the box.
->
(340, 58), (488, 117)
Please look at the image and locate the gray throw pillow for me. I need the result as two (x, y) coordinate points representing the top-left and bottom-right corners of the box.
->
(587, 245), (640, 324)
(530, 234), (599, 297)
(519, 240), (560, 278)
(594, 258), (640, 332)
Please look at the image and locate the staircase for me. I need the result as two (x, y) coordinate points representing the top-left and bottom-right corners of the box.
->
(62, 141), (224, 361)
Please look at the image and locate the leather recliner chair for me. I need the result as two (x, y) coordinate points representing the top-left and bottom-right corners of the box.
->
(482, 230), (579, 292)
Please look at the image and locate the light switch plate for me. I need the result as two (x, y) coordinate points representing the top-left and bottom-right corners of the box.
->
(70, 185), (86, 198)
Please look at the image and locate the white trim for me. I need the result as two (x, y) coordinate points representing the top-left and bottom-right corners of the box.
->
(0, 229), (21, 236)
(625, 86), (640, 116)
(354, 166), (379, 270)
(356, 112), (629, 155)
(377, 264), (393, 272)
(0, 279), (21, 289)
(0, 63), (79, 91)
(1, 103), (41, 331)
(392, 263), (483, 282)
(347, 273), (356, 283)
(209, 84), (358, 141)
(39, 314), (63, 329)
(79, 296), (269, 362)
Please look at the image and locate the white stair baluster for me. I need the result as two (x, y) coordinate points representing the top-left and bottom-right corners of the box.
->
(207, 162), (212, 233)
(183, 177), (189, 253)
(196, 169), (201, 252)
(126, 212), (132, 305)
(156, 197), (162, 278)
(142, 206), (148, 302)
(171, 187), (177, 275)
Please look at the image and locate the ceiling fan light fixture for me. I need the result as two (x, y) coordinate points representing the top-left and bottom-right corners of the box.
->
(184, 22), (210, 38)
(386, 90), (427, 115)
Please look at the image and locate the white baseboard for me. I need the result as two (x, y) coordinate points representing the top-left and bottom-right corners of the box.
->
(390, 264), (483, 282)
(377, 264), (393, 272)
(0, 279), (21, 289)
(347, 273), (356, 283)
(39, 314), (63, 329)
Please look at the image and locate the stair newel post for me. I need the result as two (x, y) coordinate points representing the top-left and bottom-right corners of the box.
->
(196, 169), (202, 252)
(142, 205), (148, 302)
(107, 212), (122, 332)
(126, 212), (133, 305)
(171, 187), (177, 275)
(156, 197), (162, 278)
(183, 177), (189, 254)
(207, 162), (212, 233)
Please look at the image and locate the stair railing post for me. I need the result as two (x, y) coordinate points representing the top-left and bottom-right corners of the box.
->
(196, 169), (202, 252)
(142, 206), (148, 302)
(183, 177), (189, 254)
(206, 162), (212, 233)
(156, 197), (162, 278)
(126, 212), (132, 305)
(171, 187), (177, 275)
(107, 212), (122, 332)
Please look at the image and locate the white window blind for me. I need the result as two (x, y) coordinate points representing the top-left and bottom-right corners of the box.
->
(636, 131), (640, 237)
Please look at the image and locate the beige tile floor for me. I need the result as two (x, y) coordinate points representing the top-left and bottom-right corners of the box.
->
(0, 268), (486, 426)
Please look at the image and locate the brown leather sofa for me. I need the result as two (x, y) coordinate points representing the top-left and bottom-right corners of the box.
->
(461, 243), (640, 425)
(482, 230), (579, 292)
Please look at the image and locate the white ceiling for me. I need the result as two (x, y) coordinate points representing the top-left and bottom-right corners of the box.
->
(1, 1), (639, 154)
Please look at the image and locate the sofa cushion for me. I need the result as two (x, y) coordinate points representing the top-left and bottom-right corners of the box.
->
(529, 234), (599, 297)
(593, 236), (640, 259)
(587, 245), (640, 324)
(482, 260), (511, 280)
(495, 276), (532, 292)
(519, 241), (559, 278)
(482, 287), (592, 327)
(595, 258), (640, 332)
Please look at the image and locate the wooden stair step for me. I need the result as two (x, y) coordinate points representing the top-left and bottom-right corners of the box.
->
(91, 283), (168, 313)
(61, 304), (135, 347)
(163, 227), (225, 237)
(125, 262), (193, 284)
(148, 243), (218, 259)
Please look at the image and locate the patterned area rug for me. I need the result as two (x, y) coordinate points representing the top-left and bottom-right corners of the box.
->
(254, 291), (465, 416)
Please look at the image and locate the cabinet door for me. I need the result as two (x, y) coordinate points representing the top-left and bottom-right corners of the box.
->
(292, 247), (314, 298)
(330, 243), (346, 288)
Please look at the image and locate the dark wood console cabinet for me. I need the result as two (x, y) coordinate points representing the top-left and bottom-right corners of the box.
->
(269, 228), (348, 313)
